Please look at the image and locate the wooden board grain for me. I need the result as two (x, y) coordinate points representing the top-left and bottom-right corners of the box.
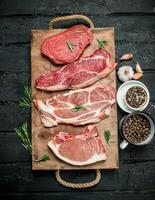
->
(31, 27), (119, 170)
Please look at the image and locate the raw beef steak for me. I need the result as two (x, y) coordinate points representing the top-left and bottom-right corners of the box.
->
(33, 86), (115, 127)
(41, 24), (93, 64)
(48, 125), (107, 166)
(36, 48), (117, 91)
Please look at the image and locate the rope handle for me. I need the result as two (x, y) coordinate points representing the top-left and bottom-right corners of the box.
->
(55, 169), (101, 188)
(48, 14), (94, 30)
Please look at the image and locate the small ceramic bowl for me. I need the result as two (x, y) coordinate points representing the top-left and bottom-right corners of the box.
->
(117, 80), (150, 113)
(124, 85), (150, 111)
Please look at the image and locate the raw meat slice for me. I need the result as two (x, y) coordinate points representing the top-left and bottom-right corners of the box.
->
(36, 48), (117, 91)
(41, 24), (93, 64)
(33, 86), (115, 127)
(48, 125), (107, 166)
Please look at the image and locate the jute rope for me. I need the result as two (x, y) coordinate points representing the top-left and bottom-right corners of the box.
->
(55, 169), (101, 188)
(48, 14), (99, 188)
(48, 14), (94, 30)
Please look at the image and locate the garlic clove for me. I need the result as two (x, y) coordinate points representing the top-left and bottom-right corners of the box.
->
(120, 53), (133, 61)
(136, 62), (143, 73)
(133, 72), (143, 80)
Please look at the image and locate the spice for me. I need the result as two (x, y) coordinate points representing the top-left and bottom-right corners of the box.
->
(126, 86), (147, 108)
(35, 154), (50, 162)
(15, 122), (50, 162)
(120, 53), (133, 61)
(133, 62), (143, 80)
(133, 72), (143, 80)
(117, 66), (134, 82)
(66, 41), (76, 52)
(19, 86), (31, 107)
(72, 105), (86, 111)
(97, 39), (107, 48)
(135, 62), (143, 73)
(104, 130), (111, 144)
(123, 114), (150, 143)
(14, 122), (32, 153)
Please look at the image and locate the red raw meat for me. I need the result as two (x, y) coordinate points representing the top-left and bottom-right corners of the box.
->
(41, 24), (93, 64)
(36, 48), (117, 91)
(48, 125), (107, 166)
(33, 86), (115, 127)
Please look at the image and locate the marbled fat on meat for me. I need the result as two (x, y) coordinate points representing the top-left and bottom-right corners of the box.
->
(48, 125), (107, 166)
(36, 48), (117, 91)
(33, 85), (115, 127)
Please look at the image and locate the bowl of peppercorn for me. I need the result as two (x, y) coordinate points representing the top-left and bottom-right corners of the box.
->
(119, 112), (155, 149)
(125, 85), (150, 111)
(117, 80), (150, 113)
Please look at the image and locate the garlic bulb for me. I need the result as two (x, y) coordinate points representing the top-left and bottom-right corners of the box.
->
(117, 66), (134, 82)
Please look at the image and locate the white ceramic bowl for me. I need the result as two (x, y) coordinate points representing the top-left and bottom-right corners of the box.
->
(117, 80), (150, 113)
(124, 85), (150, 111)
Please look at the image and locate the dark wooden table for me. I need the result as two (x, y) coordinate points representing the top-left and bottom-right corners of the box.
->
(0, 0), (155, 199)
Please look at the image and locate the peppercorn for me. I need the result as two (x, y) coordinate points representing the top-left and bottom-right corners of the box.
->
(126, 86), (147, 109)
(123, 114), (150, 144)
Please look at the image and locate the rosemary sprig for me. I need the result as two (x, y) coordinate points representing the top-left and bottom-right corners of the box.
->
(14, 122), (32, 153)
(66, 41), (76, 52)
(15, 122), (49, 162)
(19, 86), (31, 107)
(72, 105), (86, 111)
(35, 154), (50, 162)
(16, 85), (49, 162)
(104, 130), (111, 145)
(97, 39), (107, 48)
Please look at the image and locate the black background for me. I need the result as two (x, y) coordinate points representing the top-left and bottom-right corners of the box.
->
(0, 0), (155, 199)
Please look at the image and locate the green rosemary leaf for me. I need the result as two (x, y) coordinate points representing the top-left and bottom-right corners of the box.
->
(24, 86), (31, 99)
(97, 39), (107, 48)
(15, 127), (27, 145)
(22, 143), (29, 151)
(19, 97), (31, 107)
(14, 122), (32, 153)
(35, 154), (50, 162)
(22, 122), (31, 145)
(104, 130), (111, 144)
(66, 41), (76, 52)
(72, 105), (86, 111)
(19, 86), (31, 108)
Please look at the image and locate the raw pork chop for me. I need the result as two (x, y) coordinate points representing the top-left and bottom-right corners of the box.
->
(48, 125), (107, 166)
(33, 86), (115, 127)
(36, 48), (117, 91)
(41, 24), (93, 64)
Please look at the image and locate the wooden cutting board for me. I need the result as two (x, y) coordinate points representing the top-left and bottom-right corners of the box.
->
(31, 27), (119, 170)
